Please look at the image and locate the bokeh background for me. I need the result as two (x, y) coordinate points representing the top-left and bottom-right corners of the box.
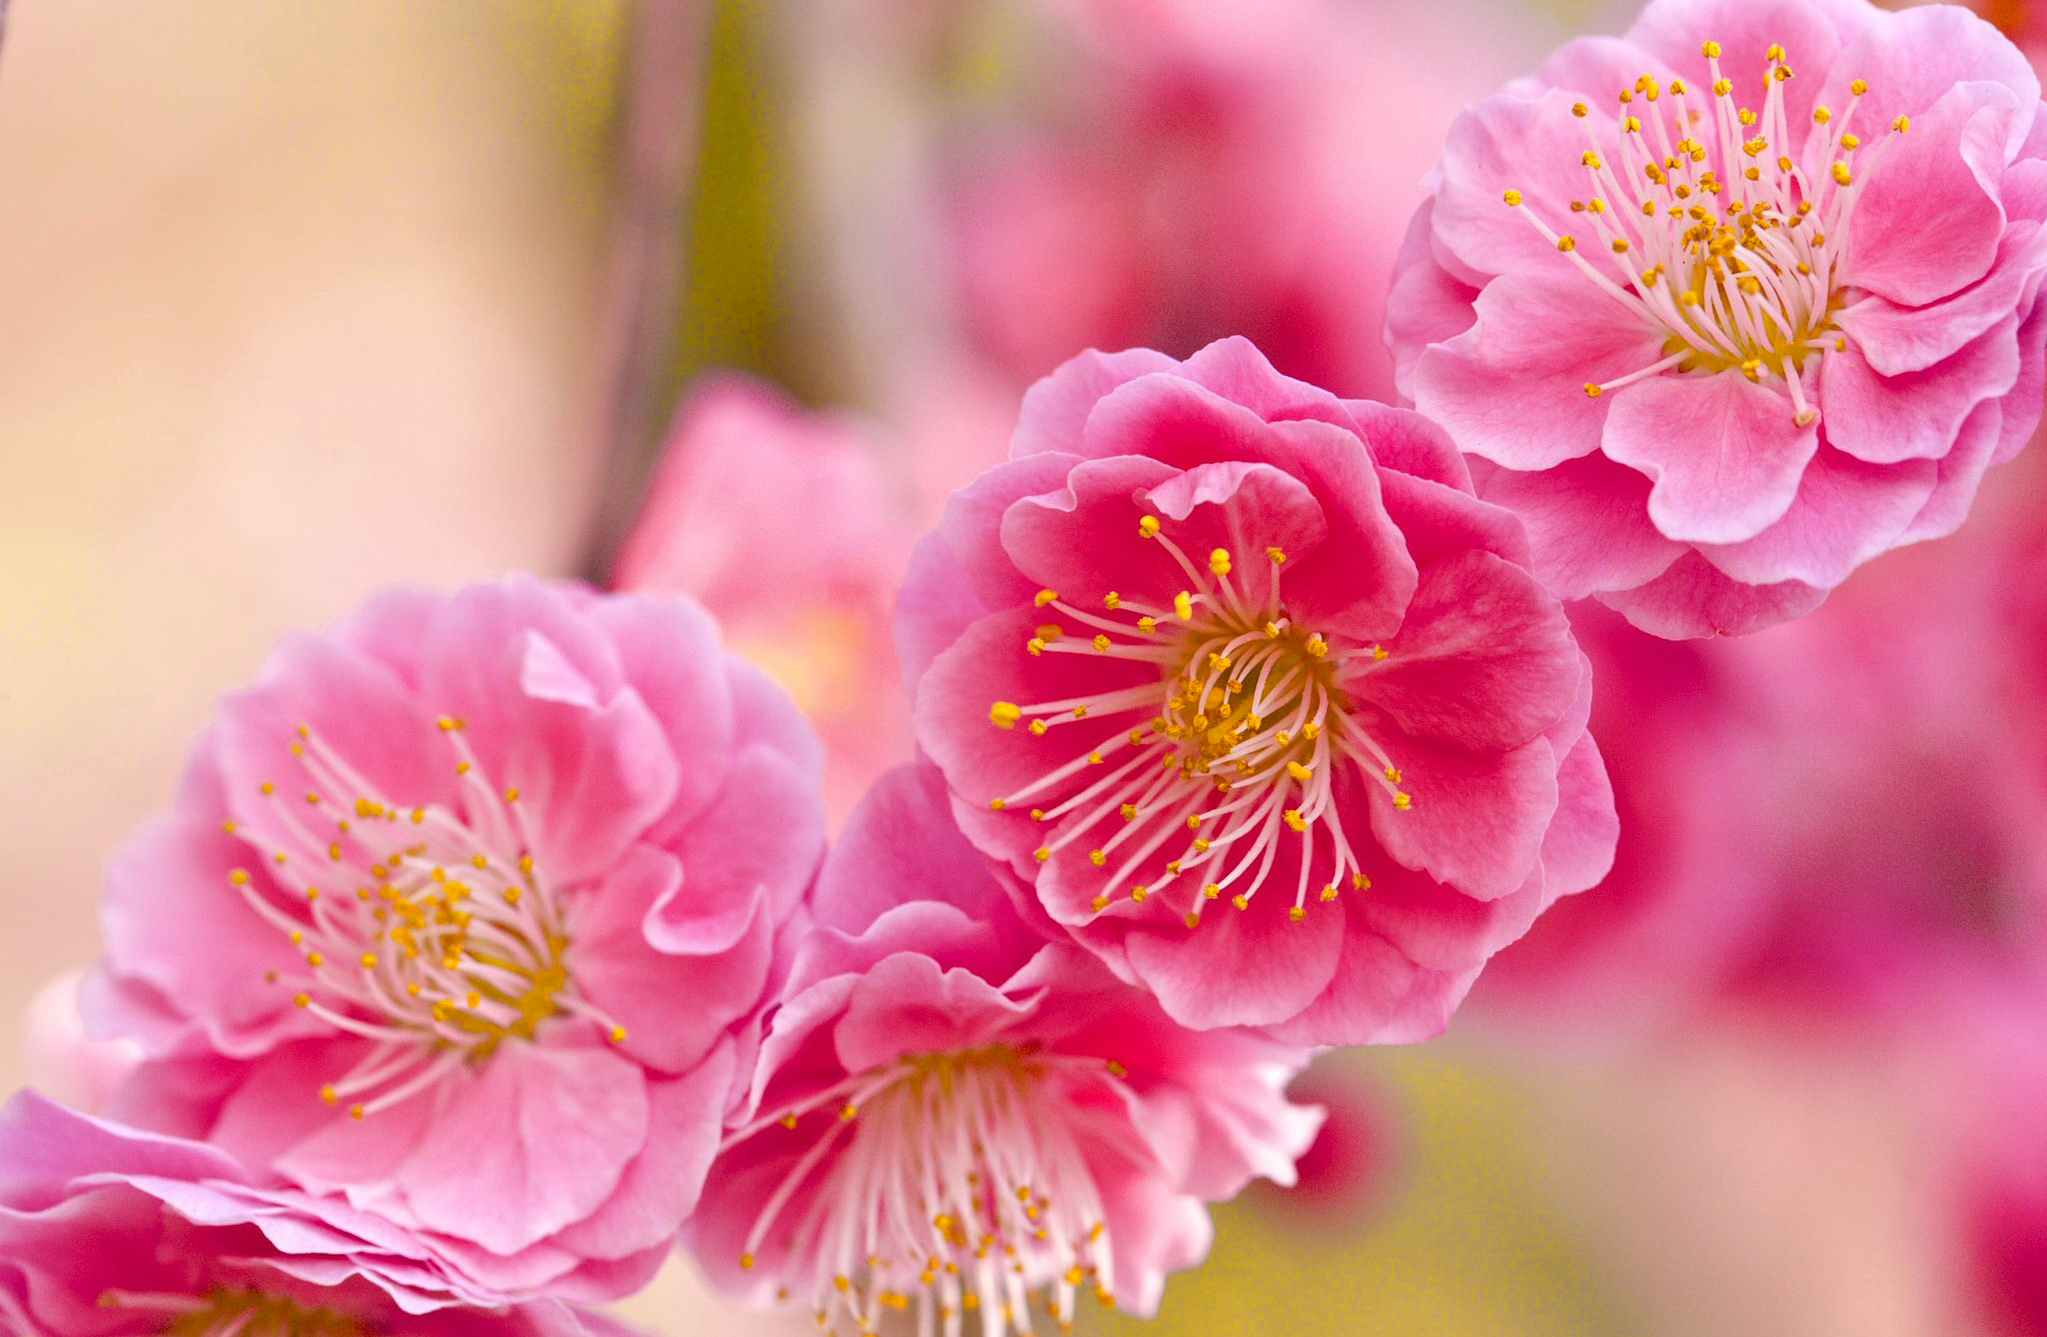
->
(5, 1), (2047, 1333)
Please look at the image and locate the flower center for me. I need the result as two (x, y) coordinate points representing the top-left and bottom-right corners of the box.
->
(732, 1044), (1123, 1336)
(986, 512), (1410, 926)
(1504, 39), (1908, 423)
(99, 1287), (367, 1337)
(226, 717), (626, 1120)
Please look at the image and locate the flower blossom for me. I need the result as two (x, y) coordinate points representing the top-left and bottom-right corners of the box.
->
(0, 1090), (646, 1336)
(1388, 0), (2047, 637)
(82, 578), (826, 1299)
(899, 338), (1617, 1045)
(611, 374), (916, 824)
(684, 764), (1321, 1335)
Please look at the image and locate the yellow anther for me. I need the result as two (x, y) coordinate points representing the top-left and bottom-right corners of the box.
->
(471, 853), (487, 870)
(1026, 637), (1046, 657)
(1502, 188), (1523, 206)
(1304, 634), (1329, 658)
(1192, 837), (1211, 852)
(349, 1104), (365, 1121)
(1231, 894), (1249, 911)
(1571, 101), (1588, 117)
(1713, 77), (1732, 96)
(1283, 809), (1307, 832)
(1091, 634), (1110, 652)
(359, 953), (376, 968)
(1089, 849), (1107, 867)
(1840, 133), (1860, 150)
(293, 992), (310, 1008)
(740, 1254), (756, 1270)
(1893, 114), (1909, 133)
(1320, 885), (1338, 902)
(1104, 591), (1122, 609)
(1173, 591), (1193, 620)
(990, 701), (1022, 729)
(1557, 236), (1576, 252)
(1137, 515), (1161, 538)
(839, 1104), (858, 1122)
(1611, 239), (1630, 254)
(1129, 886), (1149, 903)
(1814, 105), (1831, 124)
(1701, 39), (1721, 57)
(1034, 847), (1051, 863)
(1136, 616), (1157, 633)
(1034, 588), (1058, 608)
(306, 952), (324, 967)
(610, 1026), (627, 1044)
(1851, 79), (1867, 96)
(1286, 761), (1313, 783)
(1289, 907), (1306, 923)
(1353, 872), (1370, 890)
(1581, 150), (1601, 169)
(1393, 792), (1413, 810)
(1184, 910), (1200, 928)
(1091, 895), (1109, 912)
(1373, 645), (1389, 660)
(1831, 163), (1852, 186)
(989, 797), (1007, 812)
(1119, 803), (1138, 821)
(228, 868), (250, 886)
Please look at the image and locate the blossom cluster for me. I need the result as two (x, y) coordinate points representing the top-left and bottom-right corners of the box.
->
(10, 0), (2047, 1333)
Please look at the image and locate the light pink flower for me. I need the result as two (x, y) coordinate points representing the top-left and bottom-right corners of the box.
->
(19, 969), (142, 1114)
(82, 577), (825, 1300)
(899, 338), (1617, 1045)
(611, 374), (916, 823)
(683, 764), (1321, 1333)
(0, 1090), (646, 1335)
(1388, 0), (2047, 638)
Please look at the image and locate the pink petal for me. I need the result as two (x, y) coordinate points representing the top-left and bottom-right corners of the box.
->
(830, 953), (1036, 1074)
(1695, 444), (1937, 589)
(1384, 202), (1480, 403)
(1367, 731), (1558, 902)
(1266, 927), (1467, 1048)
(1414, 267), (1667, 471)
(1598, 549), (1826, 639)
(1431, 88), (1630, 278)
(1628, 0), (1862, 132)
(1478, 455), (1685, 600)
(393, 1043), (649, 1257)
(1602, 371), (1820, 544)
(1012, 348), (1181, 458)
(1352, 550), (1580, 753)
(1836, 224), (2047, 376)
(1121, 887), (1345, 1031)
(1821, 321), (2020, 464)
(1814, 4), (2037, 164)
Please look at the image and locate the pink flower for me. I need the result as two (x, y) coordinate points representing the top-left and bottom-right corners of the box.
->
(899, 338), (1617, 1045)
(947, 0), (1543, 402)
(0, 1090), (645, 1335)
(82, 577), (826, 1300)
(1388, 0), (2047, 638)
(683, 764), (1322, 1333)
(611, 375), (916, 824)
(19, 969), (142, 1114)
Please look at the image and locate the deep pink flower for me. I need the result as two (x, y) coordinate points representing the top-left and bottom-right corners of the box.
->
(899, 338), (1617, 1045)
(611, 374), (916, 824)
(1388, 0), (2047, 638)
(82, 578), (826, 1300)
(683, 764), (1321, 1333)
(0, 1091), (645, 1335)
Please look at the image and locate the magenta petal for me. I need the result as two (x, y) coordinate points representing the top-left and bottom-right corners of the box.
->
(1599, 549), (1826, 639)
(394, 1043), (649, 1257)
(1385, 202), (1481, 403)
(1122, 897), (1345, 1031)
(1414, 267), (1666, 471)
(1538, 731), (1620, 901)
(811, 765), (1013, 938)
(1355, 551), (1579, 752)
(830, 954), (1035, 1074)
(1268, 927), (1467, 1048)
(1603, 372), (1819, 544)
(1479, 456), (1684, 599)
(1370, 733), (1558, 902)
(1900, 397), (2008, 544)
(1697, 445), (1937, 588)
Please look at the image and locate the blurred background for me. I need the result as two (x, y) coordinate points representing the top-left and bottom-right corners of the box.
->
(5, 0), (2047, 1333)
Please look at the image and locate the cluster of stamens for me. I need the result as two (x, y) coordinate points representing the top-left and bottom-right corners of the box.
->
(985, 511), (1410, 927)
(732, 1045), (1124, 1337)
(225, 718), (627, 1121)
(99, 1287), (365, 1337)
(1505, 39), (1908, 423)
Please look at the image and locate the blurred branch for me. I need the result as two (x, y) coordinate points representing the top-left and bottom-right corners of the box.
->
(579, 0), (712, 583)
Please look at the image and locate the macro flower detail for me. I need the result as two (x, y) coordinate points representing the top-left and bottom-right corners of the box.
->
(900, 338), (1617, 1045)
(1388, 0), (2047, 638)
(83, 578), (827, 1299)
(0, 1090), (647, 1335)
(685, 765), (1321, 1335)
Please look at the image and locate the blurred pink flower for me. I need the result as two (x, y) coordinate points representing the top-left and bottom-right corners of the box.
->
(83, 578), (825, 1300)
(19, 968), (141, 1114)
(947, 0), (1541, 402)
(1243, 1057), (1402, 1230)
(612, 374), (916, 823)
(683, 765), (1320, 1333)
(0, 1090), (646, 1333)
(1390, 0), (2047, 638)
(1474, 489), (2047, 1040)
(899, 338), (1616, 1046)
